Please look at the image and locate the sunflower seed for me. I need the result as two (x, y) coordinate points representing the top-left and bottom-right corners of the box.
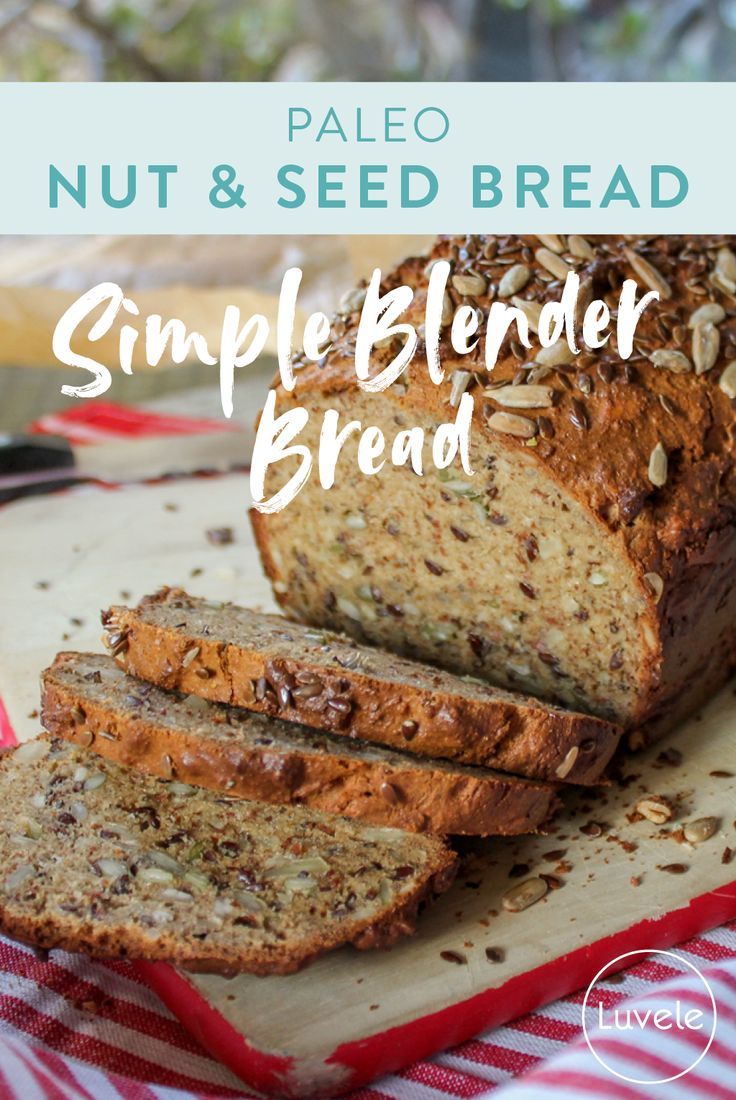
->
(511, 297), (542, 333)
(535, 340), (574, 366)
(452, 271), (486, 297)
(648, 442), (668, 487)
(181, 646), (200, 668)
(719, 361), (736, 398)
(502, 877), (548, 912)
(649, 349), (692, 374)
(498, 263), (530, 298)
(138, 866), (175, 884)
(339, 286), (366, 314)
(488, 384), (554, 409)
(96, 858), (128, 879)
(13, 741), (49, 765)
(536, 234), (564, 254)
(526, 364), (554, 384)
(264, 856), (330, 879)
(162, 888), (194, 902)
(624, 248), (672, 299)
(536, 248), (570, 280)
(440, 292), (454, 328)
(555, 746), (579, 780)
(4, 865), (36, 892)
(692, 322), (720, 375)
(449, 370), (473, 408)
(688, 303), (726, 329)
(716, 247), (736, 285)
(643, 572), (664, 603)
(487, 411), (538, 438)
(683, 817), (719, 844)
(636, 796), (672, 824)
(568, 234), (595, 261)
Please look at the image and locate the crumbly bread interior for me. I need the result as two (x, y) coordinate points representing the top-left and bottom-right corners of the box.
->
(258, 389), (650, 724)
(115, 590), (603, 718)
(0, 737), (455, 974)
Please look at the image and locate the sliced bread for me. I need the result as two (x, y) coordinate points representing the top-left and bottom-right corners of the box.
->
(104, 588), (621, 785)
(42, 652), (558, 836)
(0, 735), (456, 975)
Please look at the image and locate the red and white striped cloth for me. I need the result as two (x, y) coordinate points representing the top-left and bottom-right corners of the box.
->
(2, 401), (733, 1098)
(0, 927), (735, 1099)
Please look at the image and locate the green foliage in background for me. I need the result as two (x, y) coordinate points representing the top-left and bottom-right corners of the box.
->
(1, 0), (734, 80)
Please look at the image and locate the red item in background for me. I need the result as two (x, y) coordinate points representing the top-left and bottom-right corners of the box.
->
(29, 401), (237, 445)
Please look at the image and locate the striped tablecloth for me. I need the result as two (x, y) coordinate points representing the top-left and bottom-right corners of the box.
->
(2, 400), (735, 1099)
(1, 927), (735, 1099)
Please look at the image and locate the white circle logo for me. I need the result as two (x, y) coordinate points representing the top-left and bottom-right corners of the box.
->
(582, 949), (717, 1085)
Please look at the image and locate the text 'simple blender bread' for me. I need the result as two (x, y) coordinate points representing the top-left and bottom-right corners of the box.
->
(251, 234), (736, 742)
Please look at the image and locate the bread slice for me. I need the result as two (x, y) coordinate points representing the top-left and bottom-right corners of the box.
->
(104, 588), (621, 785)
(0, 735), (456, 975)
(42, 652), (558, 837)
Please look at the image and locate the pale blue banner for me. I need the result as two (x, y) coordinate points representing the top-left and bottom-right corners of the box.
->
(0, 82), (730, 233)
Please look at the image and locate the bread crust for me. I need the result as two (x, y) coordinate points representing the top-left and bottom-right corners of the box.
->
(42, 652), (559, 837)
(252, 235), (736, 737)
(104, 589), (621, 785)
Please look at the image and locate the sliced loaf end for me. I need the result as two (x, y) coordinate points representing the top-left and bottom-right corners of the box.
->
(0, 736), (457, 975)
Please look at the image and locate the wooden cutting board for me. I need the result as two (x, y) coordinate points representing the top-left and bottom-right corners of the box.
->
(1, 476), (735, 1099)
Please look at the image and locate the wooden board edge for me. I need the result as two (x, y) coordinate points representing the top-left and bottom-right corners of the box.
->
(136, 877), (736, 1099)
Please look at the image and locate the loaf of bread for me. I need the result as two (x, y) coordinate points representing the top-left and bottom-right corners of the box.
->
(251, 235), (736, 740)
(0, 735), (456, 975)
(42, 652), (559, 836)
(104, 588), (620, 784)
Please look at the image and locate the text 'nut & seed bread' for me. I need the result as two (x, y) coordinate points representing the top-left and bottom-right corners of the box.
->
(250, 235), (736, 741)
(42, 652), (559, 836)
(103, 588), (620, 785)
(0, 735), (456, 975)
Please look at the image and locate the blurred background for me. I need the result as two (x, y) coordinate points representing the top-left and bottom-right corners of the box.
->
(0, 0), (732, 433)
(0, 234), (431, 431)
(1, 0), (735, 82)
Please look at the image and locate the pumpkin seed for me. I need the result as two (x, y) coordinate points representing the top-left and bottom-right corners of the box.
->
(683, 817), (719, 844)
